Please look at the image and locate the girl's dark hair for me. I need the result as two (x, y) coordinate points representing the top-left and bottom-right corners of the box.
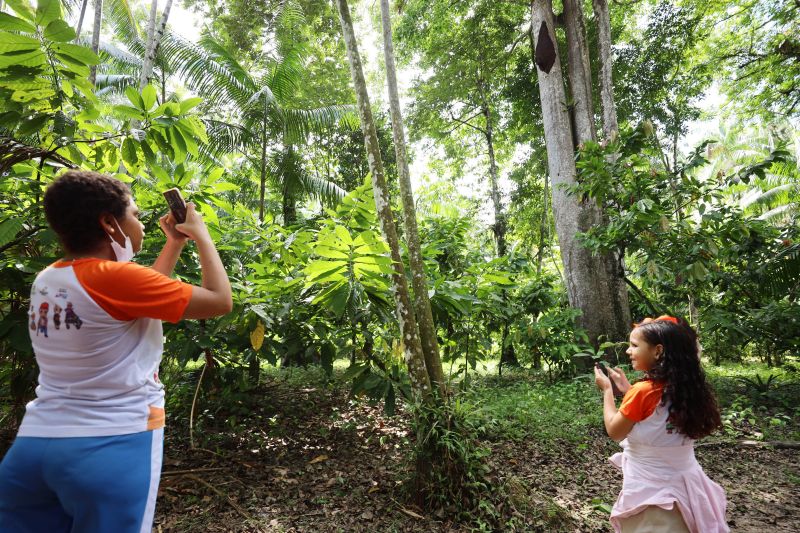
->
(44, 170), (130, 254)
(635, 317), (722, 439)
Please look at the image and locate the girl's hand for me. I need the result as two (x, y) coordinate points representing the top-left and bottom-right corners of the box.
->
(159, 212), (189, 244)
(608, 367), (632, 394)
(175, 203), (211, 243)
(594, 366), (612, 392)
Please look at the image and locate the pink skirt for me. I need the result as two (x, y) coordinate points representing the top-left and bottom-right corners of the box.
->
(609, 443), (729, 533)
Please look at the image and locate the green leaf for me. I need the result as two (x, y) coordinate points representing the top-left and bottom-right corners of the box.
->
(16, 113), (49, 135)
(43, 20), (75, 42)
(51, 42), (100, 65)
(125, 86), (145, 110)
(140, 140), (156, 165)
(334, 225), (353, 245)
(141, 84), (157, 112)
(0, 13), (36, 32)
(35, 0), (62, 26)
(121, 137), (138, 167)
(4, 0), (36, 22)
(179, 97), (202, 114)
(0, 217), (23, 248)
(0, 50), (46, 69)
(113, 105), (144, 120)
(0, 31), (41, 53)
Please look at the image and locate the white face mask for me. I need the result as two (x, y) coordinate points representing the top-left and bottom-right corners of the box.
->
(108, 219), (136, 262)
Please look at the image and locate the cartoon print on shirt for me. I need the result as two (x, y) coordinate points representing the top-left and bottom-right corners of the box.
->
(64, 302), (82, 330)
(56, 288), (68, 299)
(37, 302), (49, 337)
(38, 286), (49, 296)
(53, 304), (63, 330)
(29, 305), (36, 330)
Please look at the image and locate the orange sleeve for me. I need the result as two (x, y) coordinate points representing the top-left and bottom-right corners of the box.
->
(619, 380), (664, 422)
(73, 261), (193, 323)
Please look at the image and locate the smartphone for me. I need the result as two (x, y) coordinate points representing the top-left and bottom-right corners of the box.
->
(595, 361), (623, 398)
(162, 188), (187, 224)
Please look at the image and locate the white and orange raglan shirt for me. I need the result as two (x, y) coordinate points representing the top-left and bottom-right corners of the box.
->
(20, 258), (193, 438)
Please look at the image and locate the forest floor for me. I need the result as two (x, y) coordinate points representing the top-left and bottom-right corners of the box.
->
(1, 363), (798, 532)
(147, 363), (799, 532)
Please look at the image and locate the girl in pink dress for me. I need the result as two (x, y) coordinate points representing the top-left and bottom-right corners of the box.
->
(594, 316), (729, 533)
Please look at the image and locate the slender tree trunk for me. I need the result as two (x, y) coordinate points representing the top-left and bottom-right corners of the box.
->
(89, 0), (103, 85)
(537, 172), (549, 274)
(259, 96), (268, 223)
(562, 0), (595, 143)
(139, 0), (173, 89)
(482, 103), (507, 257)
(380, 0), (446, 397)
(75, 0), (89, 40)
(336, 0), (432, 403)
(592, 0), (618, 138)
(139, 1), (158, 88)
(530, 0), (629, 347)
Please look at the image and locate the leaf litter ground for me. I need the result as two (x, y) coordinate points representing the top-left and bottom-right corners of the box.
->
(145, 372), (799, 532)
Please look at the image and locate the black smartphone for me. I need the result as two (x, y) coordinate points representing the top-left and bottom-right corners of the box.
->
(162, 188), (187, 224)
(595, 361), (623, 398)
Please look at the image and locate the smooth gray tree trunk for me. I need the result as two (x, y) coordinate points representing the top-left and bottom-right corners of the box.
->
(592, 0), (619, 138)
(530, 0), (629, 346)
(563, 0), (595, 143)
(380, 0), (446, 397)
(89, 0), (103, 85)
(138, 0), (158, 88)
(139, 0), (172, 89)
(336, 0), (432, 403)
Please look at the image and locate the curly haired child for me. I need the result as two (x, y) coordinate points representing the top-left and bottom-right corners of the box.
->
(595, 316), (729, 533)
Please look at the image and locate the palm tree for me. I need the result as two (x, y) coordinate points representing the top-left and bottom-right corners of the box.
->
(703, 123), (800, 223)
(93, 3), (353, 224)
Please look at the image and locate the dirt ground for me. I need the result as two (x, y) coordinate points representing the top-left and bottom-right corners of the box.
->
(143, 380), (799, 532)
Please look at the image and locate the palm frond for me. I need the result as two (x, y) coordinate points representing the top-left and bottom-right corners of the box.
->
(159, 32), (254, 109)
(279, 105), (358, 144)
(95, 74), (137, 96)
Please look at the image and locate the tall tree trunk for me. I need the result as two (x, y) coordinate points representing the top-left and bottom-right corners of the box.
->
(139, 1), (158, 88)
(482, 102), (507, 257)
(75, 0), (89, 41)
(380, 0), (446, 397)
(592, 0), (618, 138)
(562, 0), (595, 143)
(562, 0), (631, 346)
(336, 0), (432, 403)
(89, 0), (103, 85)
(258, 96), (268, 224)
(530, 0), (629, 347)
(139, 0), (173, 89)
(536, 171), (549, 274)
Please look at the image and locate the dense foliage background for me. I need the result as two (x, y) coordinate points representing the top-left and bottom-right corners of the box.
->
(0, 0), (797, 530)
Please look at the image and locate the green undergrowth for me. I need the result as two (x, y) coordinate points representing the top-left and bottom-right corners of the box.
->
(461, 369), (604, 446)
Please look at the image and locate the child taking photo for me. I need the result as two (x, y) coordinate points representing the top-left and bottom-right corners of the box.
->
(595, 315), (729, 533)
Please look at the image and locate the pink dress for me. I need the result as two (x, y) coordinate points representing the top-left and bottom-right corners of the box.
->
(609, 402), (729, 532)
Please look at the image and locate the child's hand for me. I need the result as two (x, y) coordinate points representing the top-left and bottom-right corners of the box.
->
(608, 367), (632, 394)
(594, 366), (612, 392)
(175, 203), (211, 243)
(159, 212), (189, 244)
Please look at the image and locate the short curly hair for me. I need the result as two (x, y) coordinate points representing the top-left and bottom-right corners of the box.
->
(44, 170), (131, 254)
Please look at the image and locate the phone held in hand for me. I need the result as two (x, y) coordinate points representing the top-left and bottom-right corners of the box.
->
(596, 361), (623, 398)
(162, 188), (187, 224)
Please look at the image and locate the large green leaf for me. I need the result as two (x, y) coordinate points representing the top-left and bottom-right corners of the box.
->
(121, 137), (138, 167)
(4, 0), (36, 22)
(43, 20), (76, 43)
(51, 42), (100, 65)
(0, 217), (23, 248)
(141, 84), (157, 112)
(35, 0), (62, 27)
(0, 13), (36, 32)
(0, 31), (40, 53)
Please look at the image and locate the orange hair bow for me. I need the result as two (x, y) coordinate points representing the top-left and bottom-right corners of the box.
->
(633, 315), (679, 327)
